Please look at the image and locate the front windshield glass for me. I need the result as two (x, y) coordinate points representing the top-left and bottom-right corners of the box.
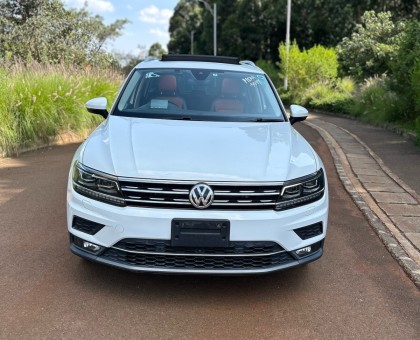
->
(114, 68), (285, 122)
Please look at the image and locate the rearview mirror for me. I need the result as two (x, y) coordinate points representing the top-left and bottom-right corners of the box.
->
(289, 104), (308, 125)
(86, 97), (108, 119)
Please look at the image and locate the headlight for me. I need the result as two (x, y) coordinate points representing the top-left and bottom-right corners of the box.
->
(72, 161), (126, 206)
(275, 169), (325, 211)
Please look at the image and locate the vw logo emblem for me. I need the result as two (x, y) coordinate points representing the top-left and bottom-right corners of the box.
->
(189, 183), (214, 209)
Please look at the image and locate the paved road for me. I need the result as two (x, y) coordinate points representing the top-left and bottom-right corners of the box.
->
(0, 125), (419, 339)
(312, 113), (420, 195)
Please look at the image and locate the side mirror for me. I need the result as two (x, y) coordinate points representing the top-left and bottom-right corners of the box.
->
(86, 97), (108, 119)
(289, 104), (308, 125)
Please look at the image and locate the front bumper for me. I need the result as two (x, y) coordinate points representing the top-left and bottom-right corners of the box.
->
(67, 183), (328, 274)
(70, 236), (323, 275)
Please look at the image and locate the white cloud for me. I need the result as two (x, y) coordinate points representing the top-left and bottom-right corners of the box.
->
(126, 4), (133, 10)
(149, 28), (169, 39)
(139, 5), (173, 25)
(65, 0), (114, 13)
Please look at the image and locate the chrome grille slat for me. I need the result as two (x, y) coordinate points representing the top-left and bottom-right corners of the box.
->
(213, 191), (279, 196)
(212, 202), (276, 206)
(122, 188), (189, 195)
(125, 199), (191, 205)
(119, 180), (281, 210)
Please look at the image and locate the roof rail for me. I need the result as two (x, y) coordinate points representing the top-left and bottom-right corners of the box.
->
(161, 54), (240, 65)
(239, 60), (256, 67)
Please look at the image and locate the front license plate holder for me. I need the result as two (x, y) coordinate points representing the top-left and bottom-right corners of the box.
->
(171, 219), (230, 248)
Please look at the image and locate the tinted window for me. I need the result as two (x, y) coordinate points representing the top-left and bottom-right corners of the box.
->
(114, 68), (285, 122)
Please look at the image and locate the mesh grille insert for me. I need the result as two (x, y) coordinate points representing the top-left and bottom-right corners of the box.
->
(72, 216), (105, 235)
(101, 248), (294, 270)
(294, 223), (323, 240)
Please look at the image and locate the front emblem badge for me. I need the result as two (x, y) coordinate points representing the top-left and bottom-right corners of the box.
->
(189, 183), (214, 209)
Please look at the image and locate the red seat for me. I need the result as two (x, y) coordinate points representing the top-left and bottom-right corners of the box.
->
(155, 75), (186, 109)
(212, 78), (245, 113)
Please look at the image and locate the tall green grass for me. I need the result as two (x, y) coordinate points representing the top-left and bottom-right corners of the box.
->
(0, 62), (122, 155)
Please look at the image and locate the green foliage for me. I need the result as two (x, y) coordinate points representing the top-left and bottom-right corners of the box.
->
(0, 62), (122, 155)
(168, 0), (204, 54)
(255, 60), (281, 88)
(346, 76), (399, 122)
(337, 11), (404, 81)
(279, 41), (338, 99)
(413, 64), (420, 117)
(389, 20), (420, 120)
(148, 43), (167, 59)
(0, 0), (128, 67)
(168, 1), (418, 62)
(300, 78), (354, 113)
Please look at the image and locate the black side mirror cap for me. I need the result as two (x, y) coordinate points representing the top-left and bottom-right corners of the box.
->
(86, 107), (109, 119)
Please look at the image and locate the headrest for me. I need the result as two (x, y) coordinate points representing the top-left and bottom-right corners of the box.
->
(159, 75), (177, 92)
(221, 78), (241, 96)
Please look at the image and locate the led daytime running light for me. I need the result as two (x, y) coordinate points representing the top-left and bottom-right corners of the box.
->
(275, 169), (325, 211)
(72, 162), (126, 207)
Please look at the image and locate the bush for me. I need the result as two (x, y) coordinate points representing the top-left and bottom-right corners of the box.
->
(337, 11), (404, 81)
(389, 20), (420, 120)
(0, 61), (122, 155)
(278, 41), (338, 101)
(347, 76), (399, 122)
(300, 78), (354, 113)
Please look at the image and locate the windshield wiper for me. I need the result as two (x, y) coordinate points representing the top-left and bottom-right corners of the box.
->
(249, 118), (284, 122)
(167, 116), (194, 120)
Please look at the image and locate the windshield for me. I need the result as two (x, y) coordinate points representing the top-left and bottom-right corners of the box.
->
(114, 68), (285, 122)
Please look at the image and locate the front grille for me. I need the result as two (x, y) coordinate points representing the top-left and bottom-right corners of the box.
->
(294, 222), (323, 240)
(114, 239), (284, 255)
(72, 216), (105, 235)
(119, 180), (281, 209)
(101, 248), (294, 270)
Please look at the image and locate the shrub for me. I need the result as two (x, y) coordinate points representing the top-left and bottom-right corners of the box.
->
(300, 78), (354, 113)
(337, 11), (404, 81)
(389, 20), (420, 120)
(278, 41), (338, 101)
(347, 76), (399, 122)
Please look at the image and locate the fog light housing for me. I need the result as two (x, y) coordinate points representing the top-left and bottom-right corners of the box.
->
(294, 241), (323, 258)
(71, 235), (104, 255)
(83, 241), (101, 252)
(295, 246), (312, 256)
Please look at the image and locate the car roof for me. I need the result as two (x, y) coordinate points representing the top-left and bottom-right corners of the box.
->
(135, 56), (265, 74)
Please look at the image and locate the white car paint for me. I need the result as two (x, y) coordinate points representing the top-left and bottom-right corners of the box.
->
(81, 116), (318, 182)
(67, 57), (329, 274)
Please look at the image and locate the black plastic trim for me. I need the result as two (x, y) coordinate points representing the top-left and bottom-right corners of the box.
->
(72, 216), (106, 235)
(161, 54), (240, 64)
(69, 234), (324, 275)
(294, 222), (323, 240)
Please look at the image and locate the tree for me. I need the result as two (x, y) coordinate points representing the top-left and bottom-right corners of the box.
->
(168, 0), (203, 54)
(0, 0), (128, 67)
(148, 42), (167, 58)
(167, 0), (418, 62)
(337, 11), (404, 81)
(114, 45), (148, 75)
(168, 0), (237, 55)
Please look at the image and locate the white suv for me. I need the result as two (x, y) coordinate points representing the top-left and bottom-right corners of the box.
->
(67, 55), (328, 274)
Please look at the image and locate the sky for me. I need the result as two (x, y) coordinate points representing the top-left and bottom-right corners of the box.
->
(64, 0), (179, 56)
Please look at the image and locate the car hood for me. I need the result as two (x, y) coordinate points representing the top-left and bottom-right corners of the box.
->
(81, 116), (317, 182)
